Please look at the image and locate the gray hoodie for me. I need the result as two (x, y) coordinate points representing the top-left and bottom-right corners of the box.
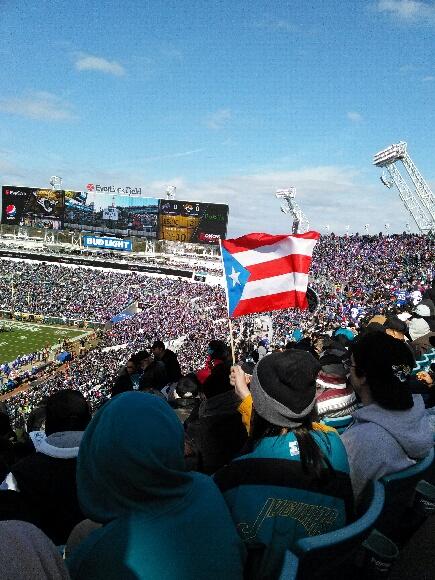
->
(341, 395), (433, 500)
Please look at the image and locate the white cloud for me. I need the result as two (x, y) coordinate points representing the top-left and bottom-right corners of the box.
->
(422, 75), (435, 81)
(65, 165), (421, 235)
(0, 156), (415, 235)
(106, 149), (205, 170)
(375, 0), (435, 23)
(0, 91), (75, 121)
(347, 111), (363, 123)
(75, 53), (125, 76)
(0, 154), (28, 181)
(204, 109), (232, 130)
(141, 148), (205, 163)
(399, 64), (418, 73)
(160, 47), (183, 61)
(255, 18), (298, 32)
(156, 165), (410, 236)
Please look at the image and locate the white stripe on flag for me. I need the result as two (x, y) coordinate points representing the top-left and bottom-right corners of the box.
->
(240, 272), (309, 301)
(235, 237), (317, 268)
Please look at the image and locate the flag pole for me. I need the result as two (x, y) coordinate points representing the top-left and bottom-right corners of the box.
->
(228, 318), (236, 365)
(218, 238), (236, 365)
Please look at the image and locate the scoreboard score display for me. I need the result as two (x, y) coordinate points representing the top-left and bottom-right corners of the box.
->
(158, 200), (228, 244)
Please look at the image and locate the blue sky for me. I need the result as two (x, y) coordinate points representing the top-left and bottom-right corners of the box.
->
(0, 0), (434, 236)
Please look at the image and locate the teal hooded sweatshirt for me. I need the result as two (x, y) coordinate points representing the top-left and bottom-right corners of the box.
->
(67, 392), (245, 580)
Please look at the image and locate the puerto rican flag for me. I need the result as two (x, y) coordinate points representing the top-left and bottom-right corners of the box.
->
(221, 231), (320, 318)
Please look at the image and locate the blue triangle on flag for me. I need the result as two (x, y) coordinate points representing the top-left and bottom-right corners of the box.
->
(221, 247), (250, 317)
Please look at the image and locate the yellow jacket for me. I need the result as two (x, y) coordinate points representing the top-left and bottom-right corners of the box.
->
(237, 394), (336, 435)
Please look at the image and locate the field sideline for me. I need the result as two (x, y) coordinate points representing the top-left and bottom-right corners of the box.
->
(0, 321), (88, 364)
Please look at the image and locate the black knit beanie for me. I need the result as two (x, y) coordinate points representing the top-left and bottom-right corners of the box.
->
(45, 390), (91, 435)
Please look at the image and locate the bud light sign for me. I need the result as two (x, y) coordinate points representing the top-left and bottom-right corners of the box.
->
(83, 236), (132, 251)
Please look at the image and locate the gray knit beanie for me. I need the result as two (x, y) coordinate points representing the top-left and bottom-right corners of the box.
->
(250, 350), (321, 428)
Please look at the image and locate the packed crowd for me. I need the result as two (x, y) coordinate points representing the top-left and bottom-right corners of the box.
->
(270, 233), (434, 340)
(4, 348), (122, 428)
(99, 280), (228, 372)
(0, 260), (146, 322)
(0, 232), (433, 578)
(0, 233), (433, 425)
(3, 283), (229, 426)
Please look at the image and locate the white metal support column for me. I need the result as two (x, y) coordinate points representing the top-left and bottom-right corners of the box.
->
(275, 188), (310, 234)
(373, 142), (435, 234)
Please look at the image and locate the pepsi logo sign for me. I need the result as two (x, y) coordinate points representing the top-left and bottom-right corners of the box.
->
(5, 204), (16, 218)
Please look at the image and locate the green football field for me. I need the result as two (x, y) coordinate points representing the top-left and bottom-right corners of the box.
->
(0, 322), (88, 364)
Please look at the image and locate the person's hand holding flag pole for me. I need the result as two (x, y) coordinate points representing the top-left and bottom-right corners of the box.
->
(220, 231), (320, 362)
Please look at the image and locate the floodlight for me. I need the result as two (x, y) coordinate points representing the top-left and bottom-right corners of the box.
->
(276, 188), (296, 199)
(50, 176), (62, 190)
(165, 186), (176, 200)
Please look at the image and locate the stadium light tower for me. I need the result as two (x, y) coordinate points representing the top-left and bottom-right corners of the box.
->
(373, 142), (435, 234)
(275, 187), (310, 234)
(49, 176), (62, 190)
(165, 186), (176, 200)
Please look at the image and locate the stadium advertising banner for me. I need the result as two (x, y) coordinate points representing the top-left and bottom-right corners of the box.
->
(64, 189), (159, 238)
(158, 200), (229, 244)
(85, 183), (144, 195)
(1, 186), (64, 229)
(82, 235), (132, 251)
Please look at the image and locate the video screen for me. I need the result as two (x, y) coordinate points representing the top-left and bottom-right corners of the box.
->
(1, 186), (64, 229)
(64, 192), (159, 237)
(158, 200), (228, 244)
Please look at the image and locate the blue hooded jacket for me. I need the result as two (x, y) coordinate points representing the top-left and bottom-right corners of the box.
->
(67, 392), (245, 579)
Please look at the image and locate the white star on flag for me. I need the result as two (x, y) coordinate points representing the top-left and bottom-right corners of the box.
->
(228, 266), (241, 287)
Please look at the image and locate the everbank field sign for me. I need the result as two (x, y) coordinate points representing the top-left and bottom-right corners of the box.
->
(86, 183), (143, 195)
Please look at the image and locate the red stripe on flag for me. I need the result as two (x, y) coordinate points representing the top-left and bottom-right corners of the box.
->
(222, 233), (289, 254)
(222, 231), (320, 254)
(288, 231), (320, 240)
(246, 254), (312, 282)
(232, 290), (308, 317)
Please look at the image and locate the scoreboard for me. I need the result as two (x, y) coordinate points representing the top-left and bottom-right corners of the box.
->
(158, 200), (228, 244)
(1, 185), (229, 245)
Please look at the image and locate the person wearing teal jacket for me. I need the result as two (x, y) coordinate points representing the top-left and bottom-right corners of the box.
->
(215, 350), (354, 579)
(67, 392), (245, 580)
